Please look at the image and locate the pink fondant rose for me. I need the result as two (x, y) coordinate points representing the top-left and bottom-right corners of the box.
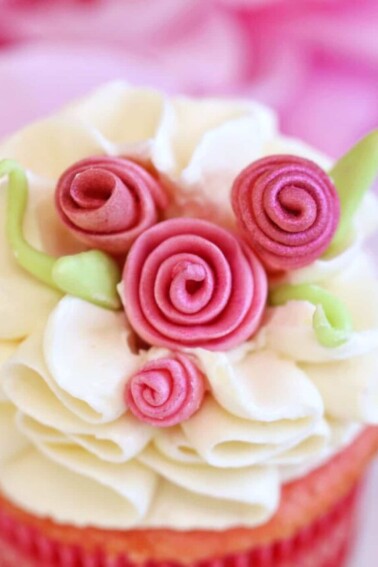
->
(231, 155), (340, 271)
(122, 218), (267, 350)
(55, 156), (168, 255)
(125, 354), (206, 427)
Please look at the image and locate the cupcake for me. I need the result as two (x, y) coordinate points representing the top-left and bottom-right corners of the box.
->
(0, 83), (378, 567)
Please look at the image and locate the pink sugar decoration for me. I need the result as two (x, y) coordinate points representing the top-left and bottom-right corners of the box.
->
(122, 218), (268, 350)
(125, 353), (206, 427)
(55, 156), (168, 255)
(231, 155), (340, 271)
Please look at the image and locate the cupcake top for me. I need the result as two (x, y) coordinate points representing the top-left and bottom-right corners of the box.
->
(0, 83), (378, 530)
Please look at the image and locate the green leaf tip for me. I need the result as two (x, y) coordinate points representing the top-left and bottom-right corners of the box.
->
(52, 250), (122, 310)
(327, 129), (378, 255)
(269, 283), (353, 348)
(0, 159), (122, 311)
(0, 159), (57, 288)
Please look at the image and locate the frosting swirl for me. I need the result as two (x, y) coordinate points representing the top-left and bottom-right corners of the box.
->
(55, 156), (168, 255)
(122, 218), (268, 350)
(125, 354), (206, 427)
(231, 155), (340, 270)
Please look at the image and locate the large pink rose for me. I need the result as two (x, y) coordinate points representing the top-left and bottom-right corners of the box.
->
(55, 156), (168, 255)
(122, 218), (267, 351)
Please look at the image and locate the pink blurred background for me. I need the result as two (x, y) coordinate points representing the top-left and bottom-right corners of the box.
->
(0, 2), (377, 565)
(0, 0), (377, 158)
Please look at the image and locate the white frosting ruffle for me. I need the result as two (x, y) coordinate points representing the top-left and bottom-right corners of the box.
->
(0, 83), (378, 530)
(2, 326), (153, 464)
(44, 297), (141, 422)
(262, 252), (378, 363)
(0, 449), (156, 528)
(0, 298), (331, 528)
(303, 354), (378, 423)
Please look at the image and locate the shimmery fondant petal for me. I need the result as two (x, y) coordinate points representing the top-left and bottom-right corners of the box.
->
(55, 156), (168, 255)
(232, 155), (340, 271)
(125, 353), (206, 427)
(122, 218), (268, 350)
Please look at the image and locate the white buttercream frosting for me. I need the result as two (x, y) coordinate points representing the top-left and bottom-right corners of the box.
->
(0, 83), (378, 531)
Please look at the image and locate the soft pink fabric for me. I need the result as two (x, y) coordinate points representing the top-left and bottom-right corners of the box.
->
(0, 0), (243, 96)
(0, 42), (176, 140)
(0, 0), (377, 157)
(232, 155), (340, 271)
(122, 218), (267, 351)
(125, 353), (206, 427)
(55, 156), (168, 255)
(235, 1), (378, 156)
(0, 0), (376, 162)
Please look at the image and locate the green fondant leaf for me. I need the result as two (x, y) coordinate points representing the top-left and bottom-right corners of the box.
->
(270, 283), (353, 348)
(0, 159), (57, 288)
(52, 250), (121, 310)
(327, 129), (378, 255)
(1, 159), (122, 311)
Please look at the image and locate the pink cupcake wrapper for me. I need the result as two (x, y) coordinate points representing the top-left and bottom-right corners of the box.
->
(0, 483), (360, 567)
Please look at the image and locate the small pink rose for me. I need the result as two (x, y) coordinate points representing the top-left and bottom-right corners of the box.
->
(122, 218), (268, 350)
(125, 353), (206, 427)
(55, 156), (168, 256)
(232, 155), (340, 271)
